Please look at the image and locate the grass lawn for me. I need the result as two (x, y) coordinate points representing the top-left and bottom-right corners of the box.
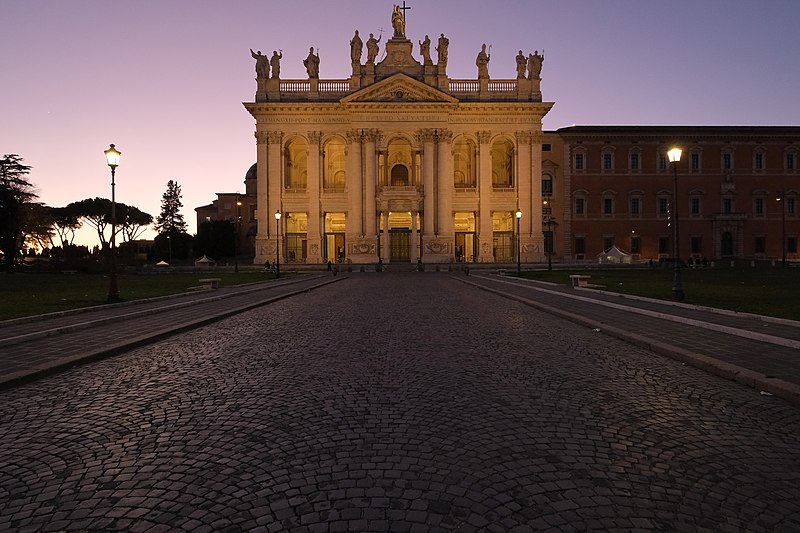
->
(0, 271), (280, 321)
(519, 266), (800, 321)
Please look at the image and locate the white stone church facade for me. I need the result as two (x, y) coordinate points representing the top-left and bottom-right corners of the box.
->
(244, 12), (553, 266)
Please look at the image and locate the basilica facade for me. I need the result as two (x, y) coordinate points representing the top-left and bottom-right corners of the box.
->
(225, 10), (799, 268)
(244, 13), (552, 266)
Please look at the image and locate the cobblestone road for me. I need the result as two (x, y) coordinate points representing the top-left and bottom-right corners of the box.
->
(1, 273), (799, 532)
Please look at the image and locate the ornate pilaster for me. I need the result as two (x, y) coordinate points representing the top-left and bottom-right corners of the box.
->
(515, 130), (535, 263)
(477, 130), (494, 262)
(437, 129), (455, 246)
(267, 132), (283, 255)
(254, 131), (270, 264)
(306, 131), (322, 264)
(364, 129), (381, 243)
(418, 128), (437, 239)
(345, 129), (363, 238)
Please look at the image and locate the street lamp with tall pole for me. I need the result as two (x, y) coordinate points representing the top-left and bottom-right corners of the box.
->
(668, 147), (684, 301)
(104, 144), (121, 303)
(515, 209), (522, 275)
(274, 210), (281, 278)
(777, 192), (786, 267)
(234, 197), (242, 273)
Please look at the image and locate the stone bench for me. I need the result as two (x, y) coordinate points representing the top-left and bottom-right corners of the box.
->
(198, 278), (221, 290)
(569, 274), (591, 288)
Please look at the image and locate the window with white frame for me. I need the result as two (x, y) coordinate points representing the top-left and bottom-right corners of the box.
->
(629, 196), (641, 217)
(573, 148), (586, 171)
(753, 149), (765, 172)
(690, 151), (700, 172)
(722, 150), (733, 171)
(658, 152), (668, 172)
(574, 196), (586, 215)
(690, 196), (702, 216)
(658, 196), (669, 217)
(629, 149), (641, 172)
(602, 151), (613, 171)
(786, 150), (797, 172)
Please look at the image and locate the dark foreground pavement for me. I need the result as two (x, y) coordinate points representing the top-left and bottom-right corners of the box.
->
(1, 273), (799, 532)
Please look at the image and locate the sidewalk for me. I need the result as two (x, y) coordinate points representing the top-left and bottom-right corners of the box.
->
(458, 273), (800, 407)
(0, 274), (341, 389)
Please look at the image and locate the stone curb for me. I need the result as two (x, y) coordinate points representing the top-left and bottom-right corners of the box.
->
(0, 276), (346, 391)
(454, 276), (800, 408)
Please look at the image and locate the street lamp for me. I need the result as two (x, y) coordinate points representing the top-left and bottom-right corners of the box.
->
(167, 234), (172, 265)
(668, 147), (684, 301)
(234, 197), (242, 273)
(777, 192), (786, 267)
(274, 210), (281, 278)
(546, 216), (554, 271)
(515, 209), (522, 275)
(103, 144), (121, 303)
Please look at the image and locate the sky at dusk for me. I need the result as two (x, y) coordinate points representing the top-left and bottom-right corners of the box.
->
(3, 0), (800, 246)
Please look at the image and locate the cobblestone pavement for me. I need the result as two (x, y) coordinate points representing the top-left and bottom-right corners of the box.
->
(1, 273), (799, 532)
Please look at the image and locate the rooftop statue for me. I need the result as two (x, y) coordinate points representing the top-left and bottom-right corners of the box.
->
(350, 30), (363, 63)
(250, 49), (269, 79)
(419, 35), (432, 65)
(516, 50), (526, 79)
(436, 33), (449, 67)
(392, 5), (405, 38)
(270, 50), (282, 79)
(304, 47), (320, 78)
(366, 32), (381, 63)
(528, 50), (544, 80)
(476, 43), (491, 79)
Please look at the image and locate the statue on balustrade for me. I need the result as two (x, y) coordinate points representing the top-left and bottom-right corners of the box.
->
(270, 50), (282, 79)
(436, 33), (449, 67)
(476, 43), (491, 79)
(516, 50), (527, 79)
(366, 33), (381, 63)
(304, 47), (320, 78)
(350, 30), (363, 63)
(528, 50), (544, 80)
(419, 35), (432, 65)
(250, 49), (269, 79)
(392, 5), (405, 38)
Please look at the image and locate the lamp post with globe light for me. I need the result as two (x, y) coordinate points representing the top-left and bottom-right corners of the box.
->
(515, 209), (522, 275)
(668, 147), (684, 301)
(275, 210), (282, 278)
(104, 144), (121, 303)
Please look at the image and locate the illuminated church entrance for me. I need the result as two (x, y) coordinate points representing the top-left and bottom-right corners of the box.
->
(380, 211), (420, 263)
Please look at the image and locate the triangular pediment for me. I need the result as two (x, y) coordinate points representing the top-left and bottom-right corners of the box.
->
(341, 73), (458, 104)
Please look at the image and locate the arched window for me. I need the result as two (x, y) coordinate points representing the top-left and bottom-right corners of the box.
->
(491, 138), (514, 188)
(387, 137), (413, 187)
(323, 138), (346, 189)
(453, 137), (477, 188)
(285, 138), (308, 189)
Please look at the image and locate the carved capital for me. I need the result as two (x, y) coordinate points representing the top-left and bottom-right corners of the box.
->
(307, 131), (322, 144)
(267, 131), (283, 144)
(346, 129), (362, 143)
(438, 129), (454, 143)
(255, 131), (270, 145)
(363, 128), (383, 143)
(515, 130), (534, 144)
(416, 128), (437, 144)
(477, 131), (492, 144)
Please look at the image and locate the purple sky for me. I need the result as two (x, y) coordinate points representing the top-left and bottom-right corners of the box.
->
(3, 0), (799, 246)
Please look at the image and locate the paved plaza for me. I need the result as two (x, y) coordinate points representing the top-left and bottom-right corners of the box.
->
(1, 273), (799, 531)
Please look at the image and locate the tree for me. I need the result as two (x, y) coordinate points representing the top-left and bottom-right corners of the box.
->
(50, 205), (82, 249)
(67, 197), (114, 250)
(193, 219), (235, 260)
(21, 202), (54, 252)
(0, 154), (37, 273)
(118, 204), (153, 242)
(155, 180), (187, 236)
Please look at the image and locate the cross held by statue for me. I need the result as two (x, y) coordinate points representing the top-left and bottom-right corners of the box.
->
(400, 1), (410, 22)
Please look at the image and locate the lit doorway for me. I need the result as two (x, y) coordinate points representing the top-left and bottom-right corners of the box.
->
(454, 212), (476, 262)
(324, 212), (346, 263)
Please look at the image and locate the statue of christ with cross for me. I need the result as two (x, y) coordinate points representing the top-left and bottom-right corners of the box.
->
(391, 2), (411, 38)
